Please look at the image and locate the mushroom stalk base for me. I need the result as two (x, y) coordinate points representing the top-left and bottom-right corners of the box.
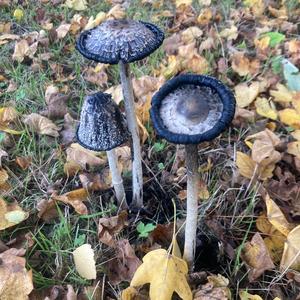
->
(107, 149), (128, 209)
(183, 144), (199, 270)
(119, 62), (143, 207)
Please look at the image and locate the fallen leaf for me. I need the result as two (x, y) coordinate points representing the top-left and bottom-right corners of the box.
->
(287, 141), (300, 159)
(236, 151), (275, 180)
(98, 211), (128, 247)
(234, 82), (260, 108)
(56, 23), (71, 39)
(106, 4), (126, 19)
(65, 143), (106, 170)
(270, 83), (293, 103)
(60, 113), (78, 145)
(15, 156), (32, 170)
(123, 248), (192, 300)
(278, 109), (300, 129)
(280, 225), (300, 271)
(23, 113), (60, 137)
(244, 0), (265, 17)
(283, 59), (300, 92)
(219, 24), (238, 41)
(197, 8), (212, 26)
(73, 244), (96, 279)
(231, 53), (260, 77)
(245, 129), (281, 164)
(65, 0), (87, 11)
(181, 26), (203, 44)
(13, 8), (24, 22)
(0, 198), (29, 230)
(239, 290), (263, 300)
(51, 188), (89, 215)
(175, 0), (192, 7)
(0, 248), (33, 299)
(265, 194), (295, 237)
(79, 171), (111, 191)
(84, 11), (106, 30)
(194, 274), (231, 300)
(37, 198), (59, 222)
(241, 232), (275, 281)
(255, 97), (278, 120)
(108, 239), (142, 285)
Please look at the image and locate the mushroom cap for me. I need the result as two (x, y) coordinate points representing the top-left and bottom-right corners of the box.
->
(76, 19), (164, 64)
(77, 92), (129, 151)
(150, 74), (236, 144)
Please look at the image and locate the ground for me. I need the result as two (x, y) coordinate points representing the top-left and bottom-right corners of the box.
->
(1, 0), (300, 299)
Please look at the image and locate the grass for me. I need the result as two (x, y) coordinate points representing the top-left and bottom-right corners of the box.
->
(1, 0), (300, 299)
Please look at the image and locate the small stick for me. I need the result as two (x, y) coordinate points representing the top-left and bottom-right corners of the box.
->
(107, 149), (128, 209)
(119, 61), (143, 207)
(183, 144), (199, 270)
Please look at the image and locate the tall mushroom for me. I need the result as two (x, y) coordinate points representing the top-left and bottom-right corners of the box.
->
(77, 92), (129, 209)
(76, 19), (164, 207)
(150, 74), (236, 269)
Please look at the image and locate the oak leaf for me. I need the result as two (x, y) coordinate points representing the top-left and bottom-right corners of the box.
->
(122, 248), (192, 300)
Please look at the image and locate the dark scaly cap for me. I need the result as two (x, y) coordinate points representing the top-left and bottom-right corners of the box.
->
(150, 74), (236, 144)
(77, 92), (129, 151)
(76, 19), (164, 64)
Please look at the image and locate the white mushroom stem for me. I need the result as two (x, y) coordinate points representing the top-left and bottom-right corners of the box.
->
(107, 149), (128, 209)
(183, 144), (199, 270)
(119, 61), (143, 207)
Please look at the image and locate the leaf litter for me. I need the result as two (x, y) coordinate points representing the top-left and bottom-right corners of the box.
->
(2, 0), (300, 299)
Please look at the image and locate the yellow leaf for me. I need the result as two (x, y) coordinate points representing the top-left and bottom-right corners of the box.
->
(198, 180), (209, 200)
(270, 84), (293, 103)
(219, 24), (238, 41)
(287, 141), (300, 159)
(197, 8), (212, 26)
(244, 0), (265, 16)
(162, 55), (180, 79)
(234, 82), (260, 108)
(0, 198), (29, 230)
(51, 188), (89, 215)
(279, 109), (300, 129)
(84, 11), (106, 30)
(265, 194), (294, 237)
(255, 97), (277, 120)
(73, 244), (96, 279)
(254, 36), (270, 51)
(236, 151), (275, 180)
(13, 8), (24, 22)
(239, 290), (263, 300)
(280, 225), (300, 271)
(65, 0), (87, 10)
(175, 0), (192, 7)
(231, 53), (260, 77)
(125, 248), (192, 300)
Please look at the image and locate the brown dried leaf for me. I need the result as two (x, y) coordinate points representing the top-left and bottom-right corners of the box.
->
(79, 171), (111, 191)
(37, 198), (58, 222)
(245, 129), (281, 164)
(108, 239), (141, 285)
(0, 248), (33, 299)
(40, 85), (69, 120)
(98, 211), (128, 247)
(15, 156), (32, 170)
(241, 232), (275, 281)
(194, 274), (231, 300)
(23, 113), (60, 137)
(231, 53), (260, 77)
(60, 113), (78, 145)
